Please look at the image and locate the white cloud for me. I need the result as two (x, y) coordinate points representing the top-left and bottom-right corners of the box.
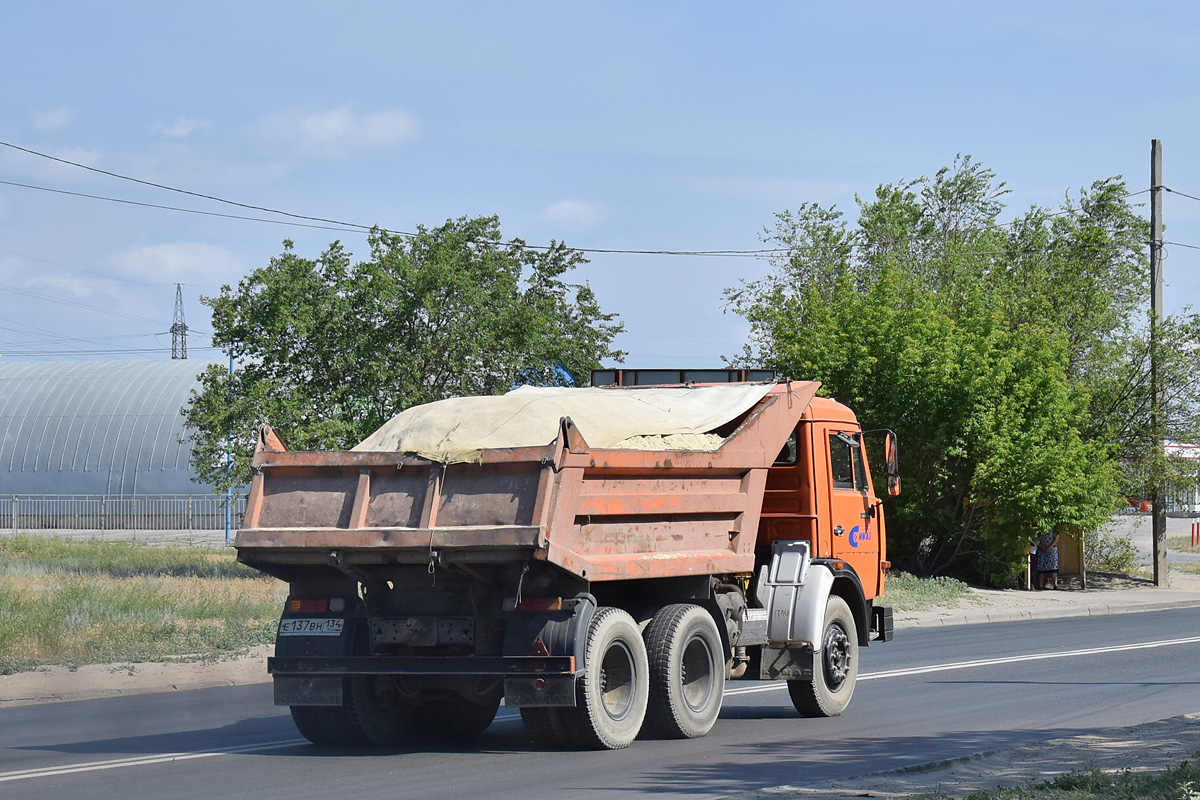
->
(105, 242), (244, 284)
(542, 199), (607, 231)
(151, 117), (210, 138)
(32, 106), (72, 131)
(262, 106), (419, 157)
(25, 272), (97, 297)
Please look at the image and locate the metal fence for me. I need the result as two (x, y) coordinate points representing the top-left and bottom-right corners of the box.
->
(2, 494), (245, 533)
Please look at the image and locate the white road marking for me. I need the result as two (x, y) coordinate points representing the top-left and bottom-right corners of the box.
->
(0, 739), (305, 783)
(6, 634), (1200, 783)
(724, 634), (1200, 695)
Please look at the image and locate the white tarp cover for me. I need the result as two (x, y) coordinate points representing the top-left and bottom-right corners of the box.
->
(352, 383), (775, 463)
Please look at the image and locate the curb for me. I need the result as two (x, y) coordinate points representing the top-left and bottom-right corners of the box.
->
(898, 596), (1200, 629)
(0, 675), (272, 709)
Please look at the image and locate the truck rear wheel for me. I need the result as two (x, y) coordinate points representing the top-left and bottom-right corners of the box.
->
(788, 595), (858, 717)
(417, 691), (502, 739)
(344, 674), (414, 746)
(520, 707), (571, 748)
(558, 606), (648, 750)
(642, 604), (725, 739)
(289, 695), (367, 746)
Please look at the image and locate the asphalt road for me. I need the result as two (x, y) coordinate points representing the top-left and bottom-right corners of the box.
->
(4, 608), (1199, 800)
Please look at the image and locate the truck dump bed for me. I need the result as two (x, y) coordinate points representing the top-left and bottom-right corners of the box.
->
(235, 381), (820, 582)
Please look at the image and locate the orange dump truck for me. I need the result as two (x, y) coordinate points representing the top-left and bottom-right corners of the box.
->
(235, 379), (898, 750)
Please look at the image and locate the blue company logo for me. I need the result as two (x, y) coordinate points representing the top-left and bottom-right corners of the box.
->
(848, 525), (873, 548)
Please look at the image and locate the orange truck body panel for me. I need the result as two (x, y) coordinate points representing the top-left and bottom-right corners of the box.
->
(236, 382), (888, 600)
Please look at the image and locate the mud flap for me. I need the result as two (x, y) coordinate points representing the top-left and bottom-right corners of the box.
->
(503, 594), (596, 708)
(271, 611), (359, 707)
(274, 676), (344, 706)
(759, 645), (815, 681)
(872, 605), (894, 642)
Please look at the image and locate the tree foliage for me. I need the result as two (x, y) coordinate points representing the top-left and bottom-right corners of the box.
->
(184, 215), (624, 492)
(728, 156), (1200, 585)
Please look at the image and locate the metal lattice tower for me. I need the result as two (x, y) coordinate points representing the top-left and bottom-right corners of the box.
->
(170, 284), (188, 359)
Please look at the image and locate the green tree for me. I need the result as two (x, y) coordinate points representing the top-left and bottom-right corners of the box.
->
(728, 157), (1198, 584)
(184, 215), (624, 492)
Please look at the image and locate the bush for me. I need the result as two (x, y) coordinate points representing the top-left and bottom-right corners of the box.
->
(1085, 530), (1139, 573)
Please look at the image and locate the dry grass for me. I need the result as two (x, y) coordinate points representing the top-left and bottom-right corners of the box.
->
(0, 535), (286, 674)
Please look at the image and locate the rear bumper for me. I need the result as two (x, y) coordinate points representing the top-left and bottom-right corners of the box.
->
(268, 655), (575, 678)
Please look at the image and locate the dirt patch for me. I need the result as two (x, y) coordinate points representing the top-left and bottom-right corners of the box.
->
(743, 714), (1200, 799)
(0, 645), (272, 707)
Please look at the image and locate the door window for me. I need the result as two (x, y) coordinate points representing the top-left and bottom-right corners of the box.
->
(829, 432), (867, 490)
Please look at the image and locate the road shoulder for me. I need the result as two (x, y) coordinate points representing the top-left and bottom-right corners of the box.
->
(0, 645), (272, 708)
(744, 713), (1200, 799)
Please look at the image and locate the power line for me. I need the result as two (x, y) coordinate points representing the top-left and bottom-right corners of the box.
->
(0, 346), (222, 357)
(0, 174), (1157, 262)
(0, 179), (364, 235)
(2, 139), (1158, 259)
(0, 140), (376, 231)
(0, 283), (168, 325)
(1162, 186), (1200, 204)
(0, 283), (214, 336)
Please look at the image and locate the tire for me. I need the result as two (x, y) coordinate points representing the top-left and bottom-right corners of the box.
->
(520, 707), (572, 748)
(343, 674), (415, 747)
(557, 606), (649, 750)
(788, 595), (858, 717)
(289, 697), (366, 746)
(642, 604), (725, 739)
(418, 692), (502, 740)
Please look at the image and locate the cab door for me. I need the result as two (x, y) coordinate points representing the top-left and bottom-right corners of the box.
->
(822, 427), (881, 597)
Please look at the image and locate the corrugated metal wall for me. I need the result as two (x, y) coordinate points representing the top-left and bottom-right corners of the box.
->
(0, 360), (222, 495)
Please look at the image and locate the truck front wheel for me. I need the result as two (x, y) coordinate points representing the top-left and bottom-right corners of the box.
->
(642, 604), (725, 739)
(558, 606), (649, 749)
(788, 595), (858, 717)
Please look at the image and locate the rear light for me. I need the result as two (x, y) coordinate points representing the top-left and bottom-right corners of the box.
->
(287, 599), (329, 614)
(518, 597), (563, 612)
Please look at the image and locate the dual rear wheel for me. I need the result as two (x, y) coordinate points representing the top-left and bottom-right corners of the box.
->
(524, 603), (725, 750)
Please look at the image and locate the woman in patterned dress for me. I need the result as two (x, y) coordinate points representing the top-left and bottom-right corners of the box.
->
(1036, 528), (1061, 589)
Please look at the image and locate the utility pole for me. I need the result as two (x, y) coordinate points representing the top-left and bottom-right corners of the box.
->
(170, 284), (188, 360)
(1150, 139), (1168, 587)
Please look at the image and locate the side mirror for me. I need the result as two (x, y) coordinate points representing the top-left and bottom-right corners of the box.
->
(885, 431), (901, 497)
(862, 428), (902, 498)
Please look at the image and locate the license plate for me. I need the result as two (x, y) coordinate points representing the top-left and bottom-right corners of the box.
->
(278, 617), (345, 637)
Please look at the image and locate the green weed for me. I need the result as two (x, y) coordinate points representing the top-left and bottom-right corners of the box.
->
(0, 535), (285, 674)
(1167, 536), (1200, 554)
(906, 759), (1200, 799)
(877, 571), (973, 612)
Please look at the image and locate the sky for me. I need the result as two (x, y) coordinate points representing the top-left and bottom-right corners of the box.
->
(1, 2), (1198, 372)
